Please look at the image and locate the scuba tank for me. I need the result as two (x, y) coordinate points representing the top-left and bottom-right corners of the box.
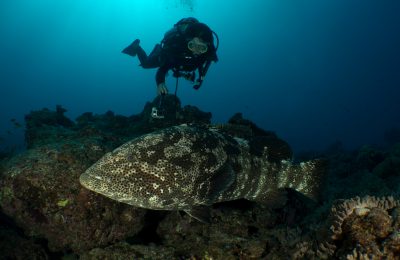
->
(162, 17), (199, 48)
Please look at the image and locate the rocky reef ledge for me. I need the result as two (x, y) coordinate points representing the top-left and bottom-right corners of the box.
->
(1, 95), (399, 259)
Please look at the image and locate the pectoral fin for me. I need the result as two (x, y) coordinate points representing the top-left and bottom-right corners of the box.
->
(184, 206), (212, 223)
(206, 162), (236, 202)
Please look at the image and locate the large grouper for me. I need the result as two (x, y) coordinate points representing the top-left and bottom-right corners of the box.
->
(80, 124), (325, 222)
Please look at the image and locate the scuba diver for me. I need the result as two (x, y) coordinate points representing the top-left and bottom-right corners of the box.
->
(122, 17), (219, 109)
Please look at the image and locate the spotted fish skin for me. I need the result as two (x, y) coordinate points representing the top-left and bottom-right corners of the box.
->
(79, 125), (323, 212)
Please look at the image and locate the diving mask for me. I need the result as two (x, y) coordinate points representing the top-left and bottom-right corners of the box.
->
(188, 37), (208, 55)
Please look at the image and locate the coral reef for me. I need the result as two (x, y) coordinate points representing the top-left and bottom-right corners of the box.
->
(0, 225), (49, 259)
(24, 105), (74, 148)
(270, 196), (400, 259)
(329, 196), (398, 239)
(0, 140), (146, 252)
(322, 196), (400, 259)
(0, 94), (399, 258)
(80, 242), (176, 260)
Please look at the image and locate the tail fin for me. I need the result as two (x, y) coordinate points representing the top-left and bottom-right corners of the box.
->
(280, 159), (327, 201)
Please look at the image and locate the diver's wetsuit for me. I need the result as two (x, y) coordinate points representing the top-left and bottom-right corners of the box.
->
(133, 22), (218, 89)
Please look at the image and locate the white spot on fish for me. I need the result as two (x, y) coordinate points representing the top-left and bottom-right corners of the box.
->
(149, 195), (158, 205)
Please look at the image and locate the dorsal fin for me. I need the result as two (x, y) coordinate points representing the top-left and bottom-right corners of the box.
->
(249, 136), (292, 163)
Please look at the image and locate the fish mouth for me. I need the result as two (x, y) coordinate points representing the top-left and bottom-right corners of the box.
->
(79, 172), (94, 190)
(79, 171), (105, 192)
(79, 172), (124, 201)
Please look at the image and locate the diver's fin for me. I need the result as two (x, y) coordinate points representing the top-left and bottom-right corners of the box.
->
(122, 39), (140, 57)
(184, 206), (211, 223)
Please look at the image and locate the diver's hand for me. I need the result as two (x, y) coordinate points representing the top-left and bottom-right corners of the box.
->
(193, 79), (202, 90)
(157, 83), (168, 95)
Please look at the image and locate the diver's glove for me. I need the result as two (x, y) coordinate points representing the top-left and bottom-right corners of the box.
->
(157, 83), (168, 95)
(193, 79), (202, 90)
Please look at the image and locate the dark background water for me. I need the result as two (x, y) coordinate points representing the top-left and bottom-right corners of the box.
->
(1, 0), (399, 153)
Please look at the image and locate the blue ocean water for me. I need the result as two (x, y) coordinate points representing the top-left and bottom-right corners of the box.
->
(0, 0), (399, 153)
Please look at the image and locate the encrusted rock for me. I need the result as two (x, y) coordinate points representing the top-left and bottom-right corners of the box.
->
(329, 196), (398, 240)
(325, 196), (400, 258)
(80, 242), (176, 260)
(0, 141), (146, 253)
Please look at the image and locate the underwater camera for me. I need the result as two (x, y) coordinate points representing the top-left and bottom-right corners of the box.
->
(151, 107), (165, 119)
